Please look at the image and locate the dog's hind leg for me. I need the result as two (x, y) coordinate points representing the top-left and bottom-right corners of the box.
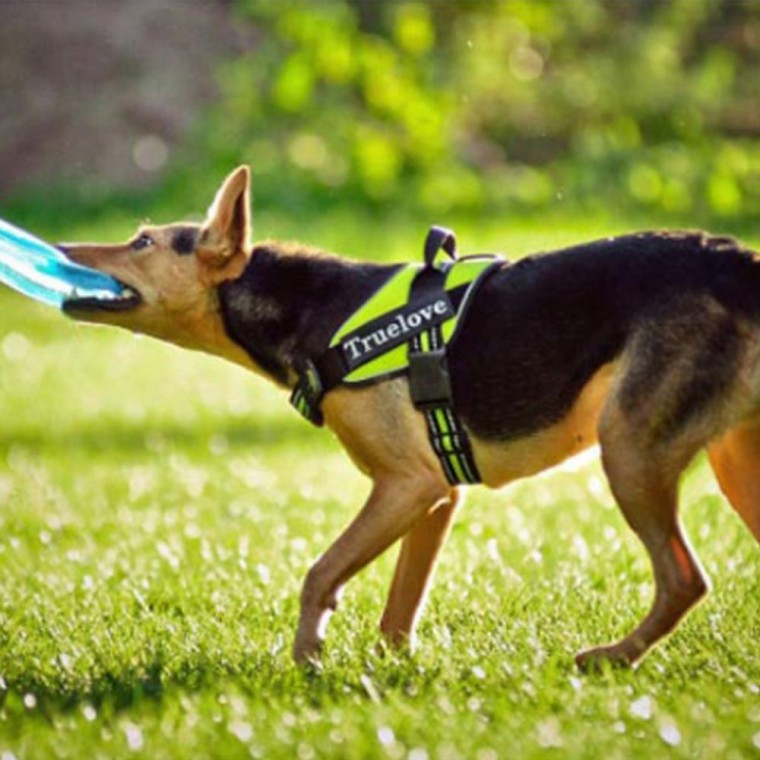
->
(379, 487), (462, 648)
(575, 302), (753, 669)
(708, 418), (760, 543)
(576, 398), (709, 669)
(293, 473), (449, 664)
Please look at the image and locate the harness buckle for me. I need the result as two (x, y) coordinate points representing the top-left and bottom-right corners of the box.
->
(408, 347), (452, 410)
(290, 359), (325, 426)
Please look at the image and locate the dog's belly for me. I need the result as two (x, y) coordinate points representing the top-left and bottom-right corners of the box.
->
(472, 362), (616, 488)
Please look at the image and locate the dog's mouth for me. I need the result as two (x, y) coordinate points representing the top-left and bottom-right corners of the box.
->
(62, 281), (143, 314)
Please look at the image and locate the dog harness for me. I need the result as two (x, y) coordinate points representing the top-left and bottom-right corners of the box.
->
(290, 227), (503, 485)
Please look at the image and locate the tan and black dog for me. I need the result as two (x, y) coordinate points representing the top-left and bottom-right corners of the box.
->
(60, 166), (760, 668)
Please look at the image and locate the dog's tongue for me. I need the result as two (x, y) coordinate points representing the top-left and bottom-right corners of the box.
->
(0, 217), (127, 308)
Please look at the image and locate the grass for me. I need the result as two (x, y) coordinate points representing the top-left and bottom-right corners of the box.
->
(0, 212), (759, 759)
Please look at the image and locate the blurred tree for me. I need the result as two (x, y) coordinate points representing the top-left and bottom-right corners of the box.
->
(191, 0), (454, 209)
(182, 0), (760, 220)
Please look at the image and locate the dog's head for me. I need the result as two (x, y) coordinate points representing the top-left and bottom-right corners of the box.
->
(62, 166), (253, 358)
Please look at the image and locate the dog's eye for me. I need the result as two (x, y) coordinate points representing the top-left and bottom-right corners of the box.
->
(131, 233), (154, 251)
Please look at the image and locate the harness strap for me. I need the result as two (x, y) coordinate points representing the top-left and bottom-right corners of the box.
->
(409, 324), (481, 485)
(290, 225), (500, 484)
(407, 229), (481, 485)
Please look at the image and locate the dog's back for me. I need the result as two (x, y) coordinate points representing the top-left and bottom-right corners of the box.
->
(452, 231), (760, 442)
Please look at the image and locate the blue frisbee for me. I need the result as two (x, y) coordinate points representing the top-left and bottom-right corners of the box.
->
(0, 217), (128, 308)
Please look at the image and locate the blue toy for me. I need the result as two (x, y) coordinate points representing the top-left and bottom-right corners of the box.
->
(0, 217), (127, 308)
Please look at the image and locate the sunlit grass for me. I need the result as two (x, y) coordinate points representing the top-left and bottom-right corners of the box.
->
(0, 218), (759, 759)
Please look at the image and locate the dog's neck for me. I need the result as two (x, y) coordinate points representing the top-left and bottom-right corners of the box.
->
(218, 242), (398, 387)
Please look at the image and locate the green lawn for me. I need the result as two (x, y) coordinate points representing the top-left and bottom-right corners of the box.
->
(0, 216), (759, 759)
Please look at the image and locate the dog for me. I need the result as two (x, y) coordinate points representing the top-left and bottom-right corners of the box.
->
(60, 165), (760, 668)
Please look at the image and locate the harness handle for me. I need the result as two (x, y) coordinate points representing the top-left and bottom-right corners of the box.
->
(424, 226), (457, 268)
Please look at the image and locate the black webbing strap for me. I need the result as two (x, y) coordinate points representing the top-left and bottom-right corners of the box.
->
(407, 229), (481, 485)
(409, 326), (480, 485)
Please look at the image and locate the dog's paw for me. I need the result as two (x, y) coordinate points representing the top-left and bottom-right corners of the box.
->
(575, 645), (635, 673)
(292, 635), (324, 667)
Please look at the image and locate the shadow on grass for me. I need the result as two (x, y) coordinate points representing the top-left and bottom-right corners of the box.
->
(0, 414), (328, 459)
(0, 640), (438, 717)
(1, 658), (257, 716)
(0, 645), (455, 722)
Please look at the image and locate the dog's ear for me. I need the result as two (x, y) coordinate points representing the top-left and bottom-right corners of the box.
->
(198, 166), (252, 286)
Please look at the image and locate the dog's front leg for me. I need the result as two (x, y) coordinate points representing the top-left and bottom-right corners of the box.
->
(293, 474), (448, 664)
(379, 488), (461, 649)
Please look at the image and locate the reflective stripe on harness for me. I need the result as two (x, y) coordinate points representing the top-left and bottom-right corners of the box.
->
(290, 226), (503, 485)
(409, 323), (481, 485)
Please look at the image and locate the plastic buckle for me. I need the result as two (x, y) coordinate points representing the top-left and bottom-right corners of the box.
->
(408, 347), (452, 410)
(291, 360), (325, 426)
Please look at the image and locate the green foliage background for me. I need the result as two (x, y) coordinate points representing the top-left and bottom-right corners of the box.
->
(166, 0), (760, 224)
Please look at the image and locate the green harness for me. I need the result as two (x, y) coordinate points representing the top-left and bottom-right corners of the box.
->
(290, 227), (503, 485)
